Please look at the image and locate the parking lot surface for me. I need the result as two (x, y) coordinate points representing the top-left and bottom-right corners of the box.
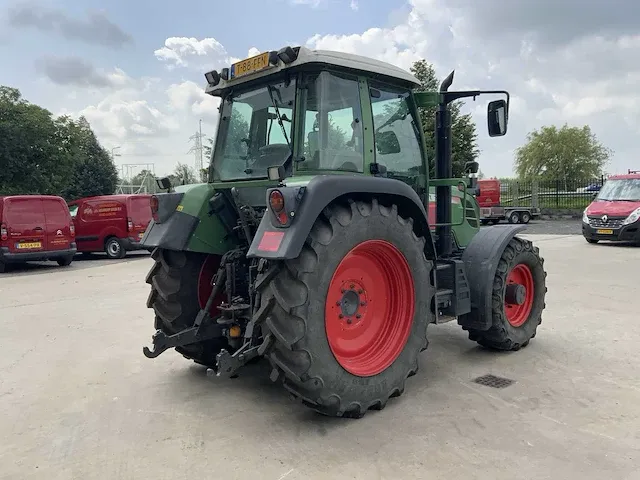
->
(1, 234), (639, 480)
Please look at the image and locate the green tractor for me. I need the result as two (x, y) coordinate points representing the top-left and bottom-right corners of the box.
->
(141, 46), (547, 418)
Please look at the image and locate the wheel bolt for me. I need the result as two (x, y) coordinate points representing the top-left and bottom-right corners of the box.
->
(356, 314), (361, 319)
(347, 318), (352, 324)
(339, 314), (344, 319)
(360, 301), (366, 306)
(336, 301), (341, 306)
(341, 289), (346, 293)
(358, 289), (363, 294)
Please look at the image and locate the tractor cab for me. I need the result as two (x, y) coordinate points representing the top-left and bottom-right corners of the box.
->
(205, 47), (432, 188)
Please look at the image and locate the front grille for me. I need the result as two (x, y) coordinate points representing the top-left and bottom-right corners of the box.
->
(588, 216), (624, 228)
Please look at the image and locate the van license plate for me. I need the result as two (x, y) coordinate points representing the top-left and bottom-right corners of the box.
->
(17, 242), (41, 249)
(596, 229), (613, 235)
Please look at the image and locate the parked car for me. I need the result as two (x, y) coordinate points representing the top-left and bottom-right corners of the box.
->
(0, 195), (77, 272)
(576, 183), (602, 193)
(67, 194), (152, 259)
(582, 171), (640, 244)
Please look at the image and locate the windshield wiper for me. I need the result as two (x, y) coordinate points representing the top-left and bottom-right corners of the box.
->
(267, 85), (291, 150)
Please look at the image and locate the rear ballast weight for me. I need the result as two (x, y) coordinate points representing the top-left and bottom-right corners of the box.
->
(140, 45), (547, 419)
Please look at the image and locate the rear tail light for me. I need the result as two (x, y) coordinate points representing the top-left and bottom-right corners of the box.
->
(69, 224), (75, 237)
(0, 223), (7, 241)
(269, 190), (288, 225)
(127, 217), (133, 231)
(150, 196), (159, 222)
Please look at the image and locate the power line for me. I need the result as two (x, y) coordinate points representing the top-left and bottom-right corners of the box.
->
(187, 119), (206, 173)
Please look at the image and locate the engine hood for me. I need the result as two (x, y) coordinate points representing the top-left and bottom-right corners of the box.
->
(586, 200), (640, 217)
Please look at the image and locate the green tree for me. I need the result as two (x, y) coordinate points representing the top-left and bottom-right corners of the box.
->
(173, 162), (197, 185)
(0, 87), (118, 199)
(58, 116), (119, 200)
(128, 168), (157, 193)
(0, 86), (74, 195)
(409, 60), (480, 177)
(514, 124), (611, 186)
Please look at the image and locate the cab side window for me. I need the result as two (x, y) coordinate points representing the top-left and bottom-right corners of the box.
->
(370, 85), (423, 180)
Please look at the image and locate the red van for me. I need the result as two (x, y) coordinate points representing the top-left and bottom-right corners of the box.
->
(67, 194), (152, 258)
(0, 195), (77, 272)
(582, 170), (640, 244)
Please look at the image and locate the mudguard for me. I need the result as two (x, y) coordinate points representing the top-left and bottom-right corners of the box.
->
(247, 175), (436, 260)
(457, 224), (527, 331)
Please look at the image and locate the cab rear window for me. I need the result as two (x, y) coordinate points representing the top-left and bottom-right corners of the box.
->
(42, 198), (69, 222)
(4, 199), (45, 224)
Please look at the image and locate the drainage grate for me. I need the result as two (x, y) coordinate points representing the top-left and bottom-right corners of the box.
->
(472, 374), (515, 389)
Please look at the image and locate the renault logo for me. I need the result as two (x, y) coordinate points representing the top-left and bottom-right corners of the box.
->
(601, 215), (608, 223)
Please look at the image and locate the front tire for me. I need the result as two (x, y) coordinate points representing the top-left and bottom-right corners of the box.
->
(145, 248), (230, 366)
(259, 198), (435, 418)
(466, 237), (547, 351)
(585, 237), (599, 244)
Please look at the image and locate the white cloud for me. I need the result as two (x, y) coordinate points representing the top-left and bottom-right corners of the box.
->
(154, 36), (239, 71)
(350, 0), (358, 11)
(166, 80), (220, 122)
(304, 0), (640, 175)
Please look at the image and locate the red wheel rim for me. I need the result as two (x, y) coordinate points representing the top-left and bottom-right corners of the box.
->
(324, 240), (415, 377)
(504, 264), (534, 327)
(197, 255), (225, 315)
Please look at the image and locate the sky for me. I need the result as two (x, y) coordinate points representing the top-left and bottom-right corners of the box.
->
(1, 0), (638, 179)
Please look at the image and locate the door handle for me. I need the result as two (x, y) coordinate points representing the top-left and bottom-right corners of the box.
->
(34, 227), (43, 230)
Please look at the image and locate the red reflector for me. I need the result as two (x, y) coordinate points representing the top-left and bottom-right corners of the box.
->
(277, 211), (288, 224)
(269, 190), (285, 212)
(258, 231), (285, 252)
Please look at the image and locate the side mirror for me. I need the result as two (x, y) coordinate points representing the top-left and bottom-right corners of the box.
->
(464, 160), (479, 174)
(376, 130), (401, 155)
(487, 99), (508, 137)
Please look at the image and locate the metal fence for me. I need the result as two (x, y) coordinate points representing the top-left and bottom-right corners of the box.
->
(494, 176), (607, 210)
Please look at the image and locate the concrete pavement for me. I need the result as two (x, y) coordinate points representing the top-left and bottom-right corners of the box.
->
(1, 234), (639, 480)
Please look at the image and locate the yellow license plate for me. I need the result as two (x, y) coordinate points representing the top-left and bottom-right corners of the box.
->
(596, 229), (613, 235)
(231, 52), (270, 79)
(17, 242), (41, 249)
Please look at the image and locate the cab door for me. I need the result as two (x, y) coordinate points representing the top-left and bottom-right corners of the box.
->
(368, 81), (428, 214)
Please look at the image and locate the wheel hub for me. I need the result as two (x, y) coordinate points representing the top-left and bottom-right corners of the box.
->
(335, 281), (368, 325)
(504, 263), (535, 327)
(505, 284), (526, 305)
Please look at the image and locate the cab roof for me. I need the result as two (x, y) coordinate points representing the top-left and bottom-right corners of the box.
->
(204, 46), (421, 97)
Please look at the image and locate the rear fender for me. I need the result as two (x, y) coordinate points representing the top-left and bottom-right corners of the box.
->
(140, 183), (236, 255)
(457, 224), (527, 331)
(247, 175), (436, 261)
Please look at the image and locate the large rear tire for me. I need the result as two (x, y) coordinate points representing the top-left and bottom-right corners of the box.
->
(259, 198), (435, 418)
(145, 248), (230, 366)
(466, 237), (547, 350)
